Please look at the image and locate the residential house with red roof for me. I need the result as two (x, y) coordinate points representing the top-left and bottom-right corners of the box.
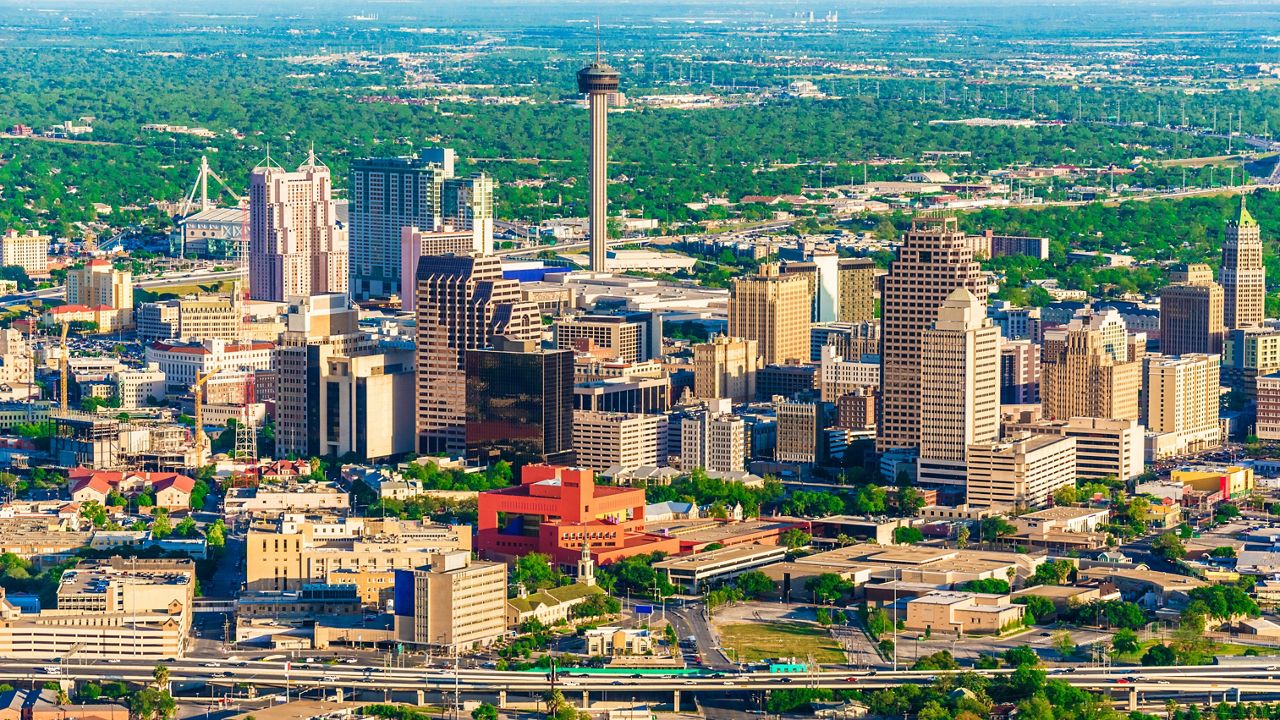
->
(68, 468), (195, 510)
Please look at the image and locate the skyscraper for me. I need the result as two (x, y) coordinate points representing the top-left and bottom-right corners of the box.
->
(1160, 262), (1225, 356)
(838, 258), (876, 324)
(416, 255), (541, 454)
(693, 336), (761, 403)
(274, 294), (371, 457)
(248, 150), (348, 302)
(465, 337), (575, 467)
(349, 155), (449, 300)
(727, 263), (812, 366)
(917, 288), (1001, 486)
(1142, 353), (1222, 458)
(1040, 311), (1142, 422)
(878, 216), (989, 452)
(1221, 196), (1265, 330)
(577, 48), (620, 273)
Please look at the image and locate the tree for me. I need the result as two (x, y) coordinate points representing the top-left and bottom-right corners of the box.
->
(1141, 643), (1176, 666)
(1112, 628), (1140, 655)
(79, 500), (107, 529)
(805, 573), (849, 604)
(174, 515), (197, 538)
(892, 526), (924, 545)
(1052, 485), (1078, 506)
(865, 608), (894, 639)
(780, 528), (811, 550)
(206, 519), (226, 548)
(1030, 559), (1074, 586)
(151, 664), (169, 690)
(513, 553), (559, 591)
(1051, 630), (1075, 659)
(1003, 645), (1040, 668)
(1152, 532), (1187, 562)
(471, 703), (498, 720)
(956, 524), (970, 549)
(149, 508), (172, 539)
(734, 570), (776, 599)
(1013, 595), (1055, 624)
(959, 578), (1010, 594)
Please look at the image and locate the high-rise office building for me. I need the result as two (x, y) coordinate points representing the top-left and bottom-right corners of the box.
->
(571, 411), (668, 471)
(1221, 196), (1265, 330)
(917, 288), (1001, 486)
(728, 263), (812, 365)
(274, 294), (371, 457)
(1160, 263), (1225, 356)
(1142, 353), (1222, 459)
(416, 255), (541, 454)
(554, 312), (662, 364)
(692, 335), (761, 404)
(838, 257), (876, 324)
(878, 216), (989, 452)
(1000, 339), (1041, 405)
(578, 53), (620, 272)
(1040, 311), (1142, 422)
(318, 348), (417, 460)
(349, 155), (449, 300)
(465, 337), (575, 467)
(248, 151), (349, 302)
(392, 551), (507, 652)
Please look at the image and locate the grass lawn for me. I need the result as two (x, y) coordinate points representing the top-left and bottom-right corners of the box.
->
(716, 622), (845, 664)
(1110, 638), (1280, 665)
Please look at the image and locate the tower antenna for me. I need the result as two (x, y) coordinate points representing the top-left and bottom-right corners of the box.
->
(596, 17), (601, 64)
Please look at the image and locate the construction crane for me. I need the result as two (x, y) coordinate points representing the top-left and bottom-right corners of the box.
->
(57, 321), (69, 416)
(191, 368), (222, 463)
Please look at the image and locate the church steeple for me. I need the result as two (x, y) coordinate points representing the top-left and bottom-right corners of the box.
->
(578, 541), (596, 586)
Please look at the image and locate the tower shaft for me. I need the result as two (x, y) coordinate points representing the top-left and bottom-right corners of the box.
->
(588, 91), (610, 273)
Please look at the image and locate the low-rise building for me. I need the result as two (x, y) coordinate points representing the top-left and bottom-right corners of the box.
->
(965, 435), (1077, 508)
(506, 582), (607, 628)
(223, 482), (350, 520)
(1002, 413), (1145, 481)
(1172, 466), (1254, 500)
(653, 543), (787, 593)
(585, 627), (654, 656)
(68, 468), (194, 510)
(904, 591), (1025, 636)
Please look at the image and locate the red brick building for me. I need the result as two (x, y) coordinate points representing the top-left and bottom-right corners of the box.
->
(477, 464), (680, 566)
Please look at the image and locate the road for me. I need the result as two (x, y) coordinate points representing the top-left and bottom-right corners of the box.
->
(0, 268), (246, 308)
(665, 601), (736, 671)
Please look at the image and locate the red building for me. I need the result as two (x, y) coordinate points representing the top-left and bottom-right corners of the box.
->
(477, 464), (680, 566)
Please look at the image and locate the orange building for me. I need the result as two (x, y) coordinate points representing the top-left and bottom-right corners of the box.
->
(477, 464), (680, 566)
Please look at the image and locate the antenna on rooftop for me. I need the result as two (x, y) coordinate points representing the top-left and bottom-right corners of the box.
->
(595, 16), (602, 64)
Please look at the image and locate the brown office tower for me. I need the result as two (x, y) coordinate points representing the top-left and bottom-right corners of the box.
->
(1160, 262), (1225, 356)
(727, 263), (812, 366)
(248, 150), (348, 302)
(1040, 312), (1142, 422)
(416, 254), (540, 455)
(877, 216), (989, 452)
(1221, 196), (1265, 330)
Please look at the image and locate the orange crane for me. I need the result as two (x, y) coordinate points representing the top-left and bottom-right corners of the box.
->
(191, 368), (221, 462)
(57, 322), (69, 415)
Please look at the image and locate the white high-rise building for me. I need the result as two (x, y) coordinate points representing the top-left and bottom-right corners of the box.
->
(918, 288), (1001, 486)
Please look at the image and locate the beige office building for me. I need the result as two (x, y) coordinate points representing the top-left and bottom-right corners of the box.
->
(66, 259), (134, 329)
(0, 230), (49, 276)
(137, 290), (242, 342)
(275, 294), (372, 457)
(1143, 353), (1222, 459)
(1003, 413), (1145, 481)
(246, 514), (471, 592)
(416, 254), (540, 454)
(248, 151), (348, 302)
(555, 315), (645, 363)
(1040, 312), (1142, 422)
(727, 263), (812, 365)
(878, 216), (989, 452)
(1221, 197), (1266, 330)
(319, 349), (417, 460)
(818, 345), (880, 402)
(838, 258), (876, 324)
(1160, 264), (1224, 356)
(693, 336), (761, 403)
(918, 288), (1001, 486)
(966, 434), (1077, 508)
(681, 410), (746, 473)
(393, 551), (507, 652)
(572, 411), (668, 470)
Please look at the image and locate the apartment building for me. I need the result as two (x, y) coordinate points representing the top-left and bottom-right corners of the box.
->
(728, 263), (812, 365)
(1160, 264), (1225, 356)
(1143, 353), (1222, 460)
(248, 152), (348, 302)
(680, 408), (746, 473)
(818, 345), (879, 402)
(0, 230), (49, 276)
(66, 259), (134, 329)
(136, 291), (241, 343)
(1040, 310), (1142, 422)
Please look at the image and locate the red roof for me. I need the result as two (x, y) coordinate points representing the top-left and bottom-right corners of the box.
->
(69, 468), (195, 497)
